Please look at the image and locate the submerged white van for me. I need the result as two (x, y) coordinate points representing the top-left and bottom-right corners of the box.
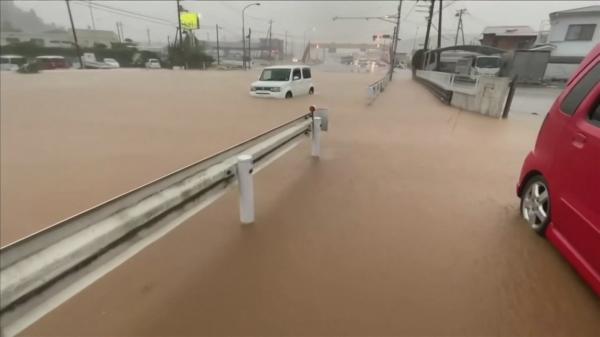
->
(250, 65), (314, 99)
(0, 55), (26, 71)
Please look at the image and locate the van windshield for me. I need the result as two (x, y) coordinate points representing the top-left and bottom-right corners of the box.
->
(260, 68), (290, 81)
(476, 57), (500, 68)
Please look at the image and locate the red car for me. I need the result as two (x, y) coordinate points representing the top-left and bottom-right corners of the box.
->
(517, 44), (600, 296)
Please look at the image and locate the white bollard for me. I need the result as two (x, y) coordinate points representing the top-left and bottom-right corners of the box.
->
(312, 116), (322, 157)
(236, 154), (255, 224)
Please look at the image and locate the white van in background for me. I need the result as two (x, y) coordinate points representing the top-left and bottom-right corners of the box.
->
(250, 65), (314, 99)
(0, 55), (26, 71)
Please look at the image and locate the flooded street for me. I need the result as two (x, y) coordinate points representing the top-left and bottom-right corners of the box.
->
(0, 68), (383, 245)
(1, 68), (599, 335)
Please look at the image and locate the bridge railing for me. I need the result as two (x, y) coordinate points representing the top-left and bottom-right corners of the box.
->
(0, 109), (329, 337)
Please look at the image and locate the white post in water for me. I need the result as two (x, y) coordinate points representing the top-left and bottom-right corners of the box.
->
(312, 116), (322, 157)
(237, 154), (254, 224)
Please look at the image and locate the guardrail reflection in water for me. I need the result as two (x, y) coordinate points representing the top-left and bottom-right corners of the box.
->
(0, 109), (329, 337)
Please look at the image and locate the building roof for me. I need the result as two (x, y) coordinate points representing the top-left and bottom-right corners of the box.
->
(550, 5), (600, 16)
(482, 26), (537, 37)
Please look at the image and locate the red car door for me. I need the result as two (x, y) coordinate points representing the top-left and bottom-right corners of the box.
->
(551, 60), (600, 278)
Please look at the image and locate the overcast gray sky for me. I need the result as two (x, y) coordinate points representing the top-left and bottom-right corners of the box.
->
(14, 0), (599, 54)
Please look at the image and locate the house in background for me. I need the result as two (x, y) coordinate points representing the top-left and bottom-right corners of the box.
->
(542, 5), (600, 80)
(480, 26), (537, 50)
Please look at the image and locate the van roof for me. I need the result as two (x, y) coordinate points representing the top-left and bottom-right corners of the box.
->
(0, 55), (25, 58)
(264, 65), (309, 69)
(36, 55), (65, 59)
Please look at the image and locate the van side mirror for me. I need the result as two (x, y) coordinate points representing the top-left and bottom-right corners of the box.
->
(293, 75), (300, 80)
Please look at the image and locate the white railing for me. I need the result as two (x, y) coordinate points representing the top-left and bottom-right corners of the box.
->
(367, 73), (390, 104)
(0, 109), (329, 337)
(416, 70), (481, 95)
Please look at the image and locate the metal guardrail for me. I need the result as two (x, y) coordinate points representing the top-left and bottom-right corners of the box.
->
(367, 73), (390, 105)
(0, 109), (329, 337)
(415, 70), (481, 95)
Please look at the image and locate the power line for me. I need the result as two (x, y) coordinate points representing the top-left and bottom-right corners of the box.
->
(72, 1), (176, 28)
(74, 1), (175, 25)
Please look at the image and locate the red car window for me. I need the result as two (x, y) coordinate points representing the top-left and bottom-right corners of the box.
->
(560, 62), (600, 116)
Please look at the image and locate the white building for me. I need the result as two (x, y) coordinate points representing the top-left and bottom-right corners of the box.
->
(543, 5), (600, 80)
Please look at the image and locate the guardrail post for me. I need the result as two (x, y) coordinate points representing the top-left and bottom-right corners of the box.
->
(236, 154), (255, 224)
(312, 116), (322, 157)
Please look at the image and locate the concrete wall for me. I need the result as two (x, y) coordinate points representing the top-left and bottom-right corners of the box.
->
(544, 63), (580, 81)
(450, 76), (511, 118)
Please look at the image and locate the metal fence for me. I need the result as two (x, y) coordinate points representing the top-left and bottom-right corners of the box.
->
(0, 110), (329, 337)
(415, 70), (481, 95)
(367, 74), (390, 105)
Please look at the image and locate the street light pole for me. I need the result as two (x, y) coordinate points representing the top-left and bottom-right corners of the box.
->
(242, 3), (260, 70)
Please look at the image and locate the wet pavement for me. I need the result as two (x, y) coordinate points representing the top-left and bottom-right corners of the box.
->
(1, 68), (599, 336)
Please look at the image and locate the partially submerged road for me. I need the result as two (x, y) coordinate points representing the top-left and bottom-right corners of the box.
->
(2, 69), (598, 335)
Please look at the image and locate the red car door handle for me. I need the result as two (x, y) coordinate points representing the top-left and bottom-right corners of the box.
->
(572, 133), (587, 149)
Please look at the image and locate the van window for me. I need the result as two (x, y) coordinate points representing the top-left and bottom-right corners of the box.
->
(302, 68), (311, 79)
(292, 68), (301, 80)
(560, 63), (600, 116)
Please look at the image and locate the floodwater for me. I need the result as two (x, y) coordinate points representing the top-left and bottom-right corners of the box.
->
(1, 68), (599, 336)
(0, 67), (383, 245)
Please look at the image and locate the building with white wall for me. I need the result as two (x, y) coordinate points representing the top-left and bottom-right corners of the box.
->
(543, 5), (600, 80)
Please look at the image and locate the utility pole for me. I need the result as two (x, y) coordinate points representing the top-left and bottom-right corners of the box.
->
(247, 28), (252, 68)
(119, 22), (125, 41)
(216, 24), (221, 65)
(115, 22), (121, 42)
(65, 0), (83, 69)
(424, 0), (434, 50)
(87, 0), (96, 30)
(268, 19), (273, 59)
(454, 8), (466, 46)
(176, 0), (184, 67)
(284, 30), (288, 58)
(389, 0), (402, 80)
(437, 0), (442, 48)
(147, 28), (151, 45)
(412, 26), (420, 51)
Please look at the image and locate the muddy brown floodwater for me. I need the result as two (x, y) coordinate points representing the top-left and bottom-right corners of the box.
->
(1, 68), (599, 336)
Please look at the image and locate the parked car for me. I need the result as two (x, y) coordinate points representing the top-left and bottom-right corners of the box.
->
(517, 44), (600, 296)
(35, 56), (69, 70)
(145, 59), (161, 69)
(103, 58), (120, 68)
(0, 55), (26, 71)
(250, 65), (314, 99)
